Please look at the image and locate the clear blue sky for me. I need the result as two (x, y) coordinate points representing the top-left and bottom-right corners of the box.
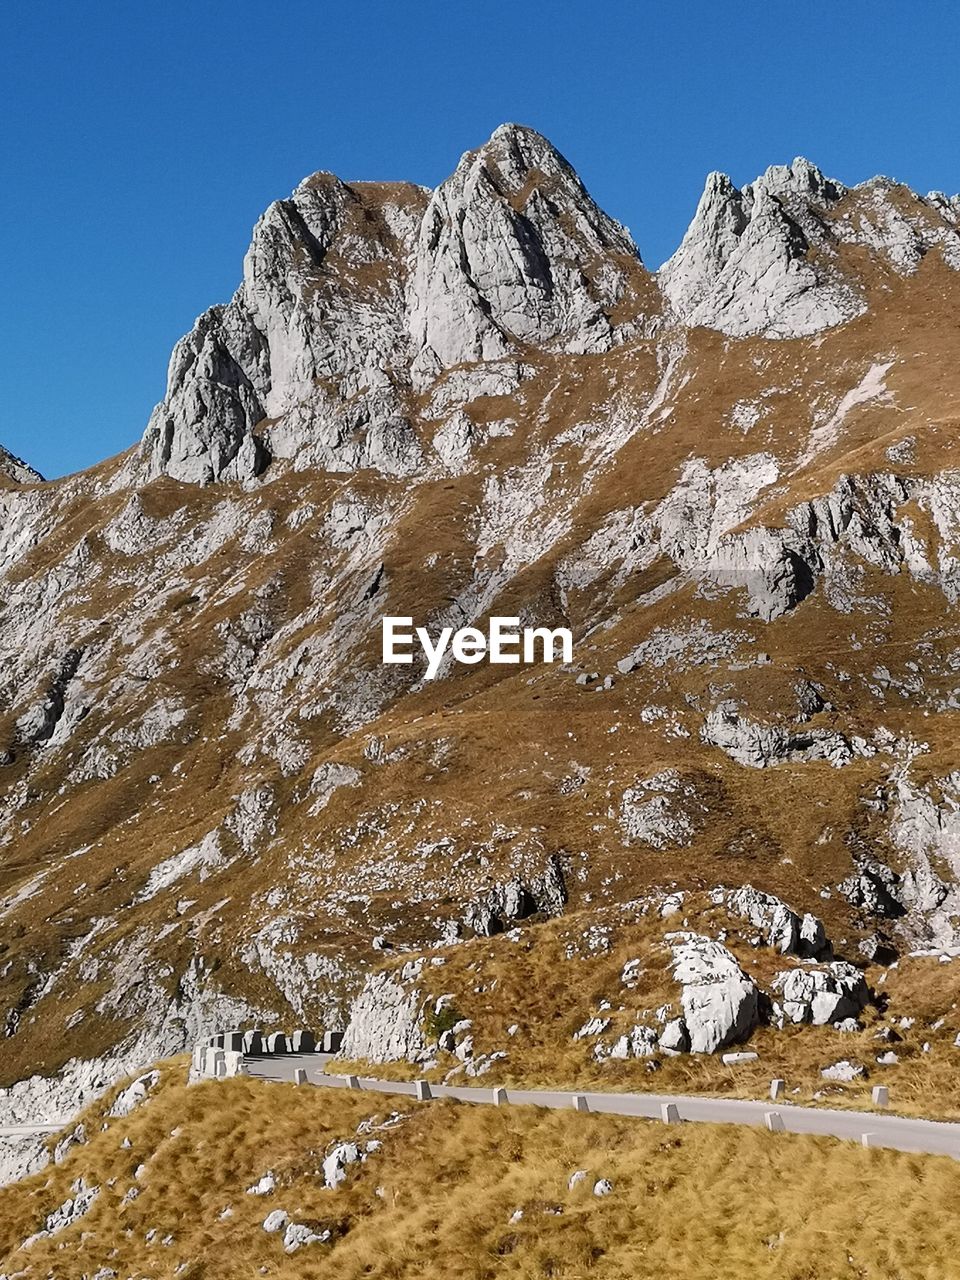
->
(3, 1), (959, 478)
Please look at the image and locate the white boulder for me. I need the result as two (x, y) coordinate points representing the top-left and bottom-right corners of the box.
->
(821, 1060), (867, 1082)
(323, 1141), (362, 1189)
(668, 933), (759, 1053)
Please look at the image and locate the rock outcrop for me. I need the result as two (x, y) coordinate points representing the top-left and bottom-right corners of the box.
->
(886, 771), (960, 949)
(660, 160), (863, 338)
(140, 173), (428, 485)
(339, 969), (427, 1064)
(462, 855), (567, 935)
(704, 527), (814, 621)
(141, 302), (271, 485)
(701, 701), (869, 769)
(770, 962), (869, 1027)
(722, 886), (831, 960)
(667, 933), (759, 1054)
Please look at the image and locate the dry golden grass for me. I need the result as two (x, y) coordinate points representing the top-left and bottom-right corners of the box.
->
(1, 1062), (959, 1279)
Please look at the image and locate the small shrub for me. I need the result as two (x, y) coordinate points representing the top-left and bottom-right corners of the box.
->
(424, 1003), (461, 1041)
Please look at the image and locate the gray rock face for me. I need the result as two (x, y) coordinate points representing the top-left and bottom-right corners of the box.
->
(885, 771), (960, 948)
(15, 648), (85, 748)
(322, 1140), (362, 1189)
(661, 158), (960, 340)
(431, 411), (475, 473)
(141, 301), (271, 485)
(282, 1221), (330, 1252)
(668, 932), (758, 1054)
(0, 445), (43, 485)
(462, 854), (566, 935)
(658, 1017), (690, 1055)
(267, 384), (422, 477)
(241, 176), (418, 416)
(660, 160), (863, 338)
(339, 970), (426, 1064)
(140, 124), (648, 485)
(771, 962), (869, 1026)
(0, 1134), (48, 1188)
(839, 858), (904, 919)
(702, 701), (866, 769)
(723, 885), (831, 960)
(22, 1178), (99, 1245)
(108, 1069), (160, 1118)
(408, 124), (642, 384)
(605, 1025), (659, 1059)
(141, 173), (426, 486)
(53, 1123), (86, 1165)
(704, 527), (814, 621)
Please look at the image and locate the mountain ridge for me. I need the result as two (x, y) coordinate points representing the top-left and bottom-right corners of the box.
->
(7, 126), (960, 484)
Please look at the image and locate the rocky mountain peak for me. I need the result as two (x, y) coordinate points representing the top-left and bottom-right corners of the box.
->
(0, 444), (43, 485)
(749, 155), (847, 205)
(661, 156), (960, 340)
(138, 134), (960, 491)
(407, 121), (645, 385)
(659, 156), (862, 339)
(140, 123), (652, 486)
(469, 121), (571, 182)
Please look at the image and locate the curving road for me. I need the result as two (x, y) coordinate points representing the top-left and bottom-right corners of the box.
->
(0, 1124), (70, 1137)
(243, 1052), (960, 1161)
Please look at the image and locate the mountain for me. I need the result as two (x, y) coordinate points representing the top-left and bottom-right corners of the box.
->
(3, 125), (960, 1122)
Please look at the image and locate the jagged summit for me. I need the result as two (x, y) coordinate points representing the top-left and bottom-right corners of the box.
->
(408, 121), (645, 385)
(659, 156), (860, 338)
(138, 131), (960, 492)
(139, 123), (654, 486)
(756, 155), (847, 203)
(0, 444), (43, 485)
(660, 155), (960, 337)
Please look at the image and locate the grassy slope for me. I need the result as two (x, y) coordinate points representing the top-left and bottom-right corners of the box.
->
(336, 901), (960, 1122)
(0, 1063), (958, 1279)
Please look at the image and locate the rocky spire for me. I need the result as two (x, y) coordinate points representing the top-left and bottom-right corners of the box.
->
(138, 123), (649, 485)
(659, 158), (863, 338)
(406, 123), (644, 387)
(140, 174), (428, 486)
(0, 444), (43, 484)
(661, 157), (960, 339)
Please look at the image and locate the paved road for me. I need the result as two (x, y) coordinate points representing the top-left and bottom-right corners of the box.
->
(0, 1124), (69, 1137)
(244, 1053), (960, 1160)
